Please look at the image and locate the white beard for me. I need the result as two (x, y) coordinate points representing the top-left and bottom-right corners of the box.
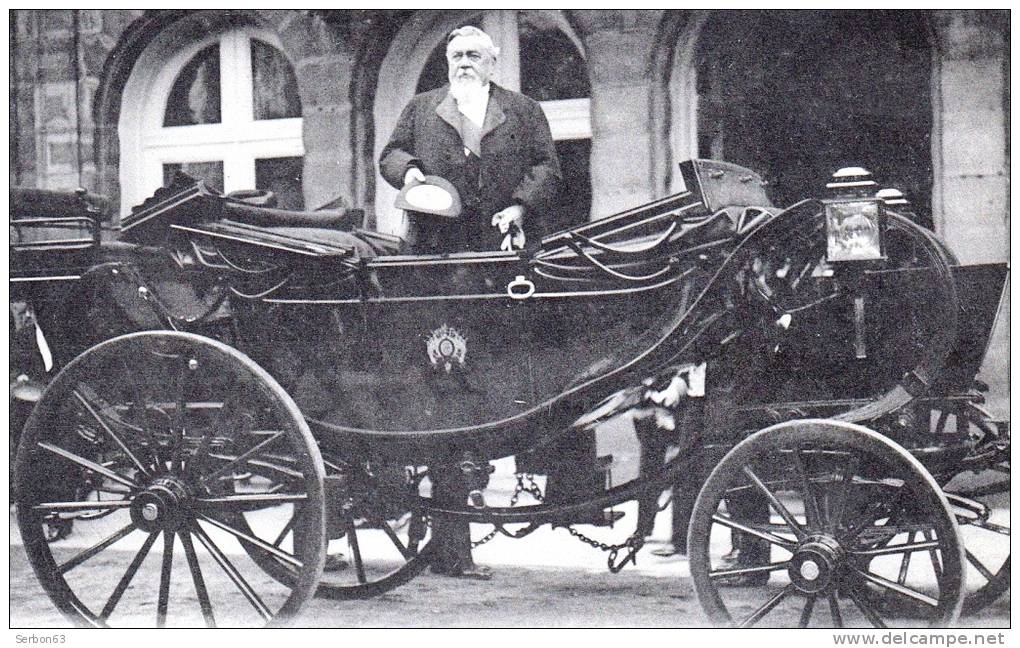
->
(449, 76), (486, 105)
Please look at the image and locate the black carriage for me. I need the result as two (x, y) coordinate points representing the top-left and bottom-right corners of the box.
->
(9, 159), (1009, 627)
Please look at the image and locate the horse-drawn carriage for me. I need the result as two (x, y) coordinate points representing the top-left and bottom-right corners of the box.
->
(9, 159), (1009, 627)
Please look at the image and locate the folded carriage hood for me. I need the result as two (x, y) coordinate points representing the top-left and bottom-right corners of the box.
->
(10, 186), (109, 220)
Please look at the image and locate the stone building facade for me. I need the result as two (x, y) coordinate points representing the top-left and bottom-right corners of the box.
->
(8, 9), (1010, 410)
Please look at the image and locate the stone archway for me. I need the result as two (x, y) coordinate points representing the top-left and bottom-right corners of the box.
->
(372, 10), (592, 235)
(651, 10), (938, 215)
(648, 11), (709, 198)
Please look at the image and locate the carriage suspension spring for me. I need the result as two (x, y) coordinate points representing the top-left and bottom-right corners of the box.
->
(562, 526), (645, 574)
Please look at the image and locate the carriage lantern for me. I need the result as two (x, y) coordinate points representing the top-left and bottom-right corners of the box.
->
(875, 187), (910, 208)
(876, 186), (920, 223)
(822, 167), (885, 263)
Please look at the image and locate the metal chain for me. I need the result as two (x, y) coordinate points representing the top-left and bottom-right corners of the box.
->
(471, 526), (499, 548)
(472, 522), (541, 548)
(469, 473), (546, 547)
(509, 472), (544, 506)
(562, 525), (645, 573)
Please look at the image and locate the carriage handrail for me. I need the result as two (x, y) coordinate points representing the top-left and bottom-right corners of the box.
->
(560, 236), (676, 282)
(562, 219), (679, 255)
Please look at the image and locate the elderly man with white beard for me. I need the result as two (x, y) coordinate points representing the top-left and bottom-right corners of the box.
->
(380, 25), (561, 254)
(378, 26), (562, 580)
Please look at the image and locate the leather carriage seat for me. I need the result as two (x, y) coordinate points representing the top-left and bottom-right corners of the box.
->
(217, 191), (403, 257)
(218, 191), (404, 256)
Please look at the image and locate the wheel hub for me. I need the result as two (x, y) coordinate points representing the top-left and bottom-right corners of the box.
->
(788, 534), (843, 594)
(141, 503), (160, 522)
(131, 476), (191, 532)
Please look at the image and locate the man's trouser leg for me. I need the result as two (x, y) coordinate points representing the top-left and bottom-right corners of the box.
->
(635, 416), (668, 537)
(703, 357), (770, 570)
(725, 488), (771, 566)
(542, 429), (601, 510)
(430, 464), (474, 574)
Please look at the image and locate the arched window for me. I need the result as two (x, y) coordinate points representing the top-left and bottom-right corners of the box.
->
(691, 11), (932, 218)
(119, 27), (305, 213)
(374, 10), (592, 236)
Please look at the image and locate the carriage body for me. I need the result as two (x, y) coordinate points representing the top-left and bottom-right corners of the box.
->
(13, 159), (992, 458)
(9, 159), (1009, 627)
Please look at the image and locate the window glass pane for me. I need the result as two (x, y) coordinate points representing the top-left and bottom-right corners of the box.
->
(163, 161), (224, 193)
(164, 44), (221, 126)
(256, 157), (304, 209)
(251, 40), (302, 120)
(519, 13), (589, 101)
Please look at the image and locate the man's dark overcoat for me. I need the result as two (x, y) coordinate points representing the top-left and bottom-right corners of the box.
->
(380, 83), (561, 252)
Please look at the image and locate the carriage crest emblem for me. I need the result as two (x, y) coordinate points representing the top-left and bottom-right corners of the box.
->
(426, 324), (467, 373)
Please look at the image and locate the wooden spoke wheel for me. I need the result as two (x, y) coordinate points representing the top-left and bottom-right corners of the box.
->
(688, 420), (964, 628)
(930, 403), (1010, 616)
(14, 332), (326, 627)
(236, 455), (433, 600)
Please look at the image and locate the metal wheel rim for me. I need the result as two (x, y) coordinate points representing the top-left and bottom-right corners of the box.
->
(14, 331), (326, 627)
(688, 419), (965, 628)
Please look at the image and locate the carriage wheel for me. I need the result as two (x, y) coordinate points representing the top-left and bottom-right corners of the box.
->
(688, 419), (964, 628)
(235, 456), (433, 600)
(14, 331), (326, 627)
(931, 404), (1010, 615)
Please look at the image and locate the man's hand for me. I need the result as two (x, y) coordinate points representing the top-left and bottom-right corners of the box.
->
(491, 205), (526, 251)
(403, 167), (426, 186)
(646, 374), (688, 408)
(491, 204), (524, 233)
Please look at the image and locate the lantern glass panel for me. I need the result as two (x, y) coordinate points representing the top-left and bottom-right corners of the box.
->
(825, 200), (883, 262)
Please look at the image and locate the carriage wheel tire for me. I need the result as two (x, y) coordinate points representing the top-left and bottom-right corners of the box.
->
(687, 419), (965, 628)
(14, 331), (326, 627)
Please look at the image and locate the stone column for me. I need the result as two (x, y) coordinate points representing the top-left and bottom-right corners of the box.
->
(570, 11), (663, 219)
(932, 11), (1009, 265)
(11, 11), (39, 187)
(296, 55), (357, 210)
(930, 11), (1009, 418)
(268, 11), (359, 212)
(930, 12), (1007, 418)
(31, 10), (80, 191)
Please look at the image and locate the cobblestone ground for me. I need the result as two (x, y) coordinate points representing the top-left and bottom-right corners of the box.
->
(10, 535), (1009, 629)
(9, 455), (1009, 629)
